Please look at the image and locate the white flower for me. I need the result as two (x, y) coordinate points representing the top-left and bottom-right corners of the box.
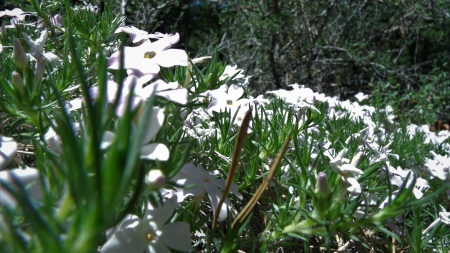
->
(44, 123), (81, 153)
(354, 92), (368, 102)
(0, 135), (17, 170)
(326, 149), (364, 195)
(424, 151), (449, 180)
(90, 76), (187, 117)
(108, 33), (187, 80)
(0, 168), (44, 208)
(219, 65), (245, 81)
(169, 162), (242, 221)
(102, 106), (169, 161)
(115, 26), (151, 43)
(418, 125), (450, 145)
(22, 30), (62, 67)
(100, 197), (191, 253)
(422, 206), (450, 235)
(208, 84), (249, 116)
(385, 162), (429, 199)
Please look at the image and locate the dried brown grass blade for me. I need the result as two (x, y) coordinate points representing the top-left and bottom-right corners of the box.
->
(212, 110), (252, 232)
(231, 134), (291, 228)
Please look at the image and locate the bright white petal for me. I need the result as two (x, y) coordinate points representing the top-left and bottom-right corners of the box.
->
(339, 164), (364, 177)
(100, 227), (147, 253)
(0, 168), (43, 208)
(146, 197), (177, 227)
(159, 222), (192, 251)
(227, 84), (244, 100)
(206, 183), (228, 221)
(157, 89), (188, 105)
(209, 88), (228, 101)
(0, 135), (17, 170)
(107, 51), (120, 69)
(115, 95), (142, 117)
(141, 107), (164, 144)
(140, 143), (169, 161)
(154, 49), (188, 67)
(345, 177), (361, 195)
(181, 174), (207, 197)
(150, 33), (180, 52)
(101, 131), (116, 150)
(228, 181), (243, 200)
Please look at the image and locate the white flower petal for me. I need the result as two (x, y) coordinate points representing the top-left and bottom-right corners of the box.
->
(206, 183), (228, 221)
(101, 131), (116, 150)
(43, 52), (62, 67)
(0, 168), (43, 208)
(227, 84), (244, 100)
(159, 222), (192, 251)
(154, 49), (188, 67)
(208, 88), (228, 101)
(345, 177), (361, 195)
(140, 143), (169, 161)
(0, 135), (17, 169)
(100, 227), (147, 253)
(339, 164), (364, 177)
(141, 107), (164, 144)
(157, 88), (188, 105)
(146, 196), (177, 226)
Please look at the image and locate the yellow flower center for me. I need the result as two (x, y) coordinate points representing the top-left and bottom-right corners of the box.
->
(145, 233), (156, 242)
(205, 178), (210, 183)
(144, 51), (156, 59)
(226, 100), (233, 106)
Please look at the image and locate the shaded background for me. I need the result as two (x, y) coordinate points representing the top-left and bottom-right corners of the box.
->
(2, 0), (450, 123)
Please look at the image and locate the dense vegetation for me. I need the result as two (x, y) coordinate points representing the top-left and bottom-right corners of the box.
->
(113, 0), (450, 124)
(2, 0), (449, 123)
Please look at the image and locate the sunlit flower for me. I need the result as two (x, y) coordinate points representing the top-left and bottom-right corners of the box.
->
(22, 30), (62, 68)
(169, 162), (242, 221)
(0, 135), (17, 170)
(100, 197), (192, 253)
(0, 8), (29, 23)
(424, 151), (449, 180)
(422, 207), (450, 235)
(354, 92), (368, 102)
(44, 123), (81, 154)
(108, 33), (188, 80)
(384, 162), (429, 199)
(115, 26), (151, 43)
(219, 65), (244, 81)
(326, 149), (364, 195)
(208, 84), (250, 116)
(418, 125), (450, 145)
(89, 76), (187, 117)
(101, 106), (169, 161)
(0, 168), (44, 208)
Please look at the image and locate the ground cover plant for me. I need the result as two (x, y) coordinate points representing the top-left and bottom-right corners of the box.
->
(0, 1), (450, 252)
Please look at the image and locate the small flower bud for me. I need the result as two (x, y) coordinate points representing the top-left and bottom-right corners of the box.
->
(145, 169), (165, 189)
(351, 151), (364, 167)
(12, 71), (25, 94)
(12, 38), (27, 69)
(313, 172), (333, 218)
(315, 172), (330, 198)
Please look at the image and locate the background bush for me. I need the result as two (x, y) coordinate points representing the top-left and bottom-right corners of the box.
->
(5, 0), (447, 122)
